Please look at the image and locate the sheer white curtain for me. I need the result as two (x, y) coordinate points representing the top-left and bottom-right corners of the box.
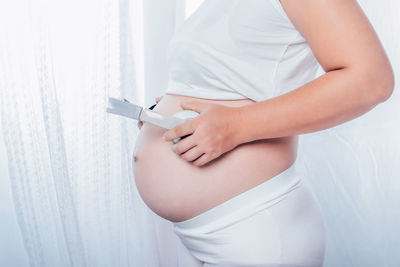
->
(0, 0), (399, 267)
(0, 0), (184, 266)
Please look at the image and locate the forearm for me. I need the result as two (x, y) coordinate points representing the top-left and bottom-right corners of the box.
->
(234, 68), (391, 144)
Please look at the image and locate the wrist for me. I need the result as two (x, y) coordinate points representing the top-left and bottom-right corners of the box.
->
(230, 106), (251, 146)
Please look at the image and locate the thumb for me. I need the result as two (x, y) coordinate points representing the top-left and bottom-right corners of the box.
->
(180, 101), (206, 113)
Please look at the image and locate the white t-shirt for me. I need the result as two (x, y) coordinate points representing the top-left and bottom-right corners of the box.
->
(164, 0), (320, 102)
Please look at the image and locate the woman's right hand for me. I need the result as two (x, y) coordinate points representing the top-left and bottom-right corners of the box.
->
(137, 96), (163, 129)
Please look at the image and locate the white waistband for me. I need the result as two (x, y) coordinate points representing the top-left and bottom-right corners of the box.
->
(173, 162), (302, 230)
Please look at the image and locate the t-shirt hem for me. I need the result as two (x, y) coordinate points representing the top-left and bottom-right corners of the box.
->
(165, 81), (250, 101)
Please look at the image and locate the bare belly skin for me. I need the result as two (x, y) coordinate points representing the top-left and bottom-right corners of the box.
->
(133, 93), (298, 222)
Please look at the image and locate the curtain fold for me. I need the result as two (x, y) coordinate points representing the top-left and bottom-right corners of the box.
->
(0, 0), (182, 266)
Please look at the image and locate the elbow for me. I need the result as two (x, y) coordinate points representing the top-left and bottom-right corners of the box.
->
(376, 72), (395, 102)
(372, 62), (395, 103)
(378, 69), (395, 102)
(359, 63), (395, 104)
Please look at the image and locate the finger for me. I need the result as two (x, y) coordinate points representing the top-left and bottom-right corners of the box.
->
(180, 145), (204, 162)
(137, 121), (143, 129)
(155, 96), (163, 103)
(180, 100), (206, 113)
(163, 121), (195, 142)
(172, 136), (197, 155)
(192, 153), (210, 167)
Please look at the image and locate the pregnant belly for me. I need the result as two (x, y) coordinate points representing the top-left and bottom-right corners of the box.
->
(133, 93), (298, 222)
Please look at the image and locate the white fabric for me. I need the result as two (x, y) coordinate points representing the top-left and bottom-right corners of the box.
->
(165, 0), (319, 102)
(0, 0), (181, 266)
(0, 0), (399, 266)
(173, 163), (326, 267)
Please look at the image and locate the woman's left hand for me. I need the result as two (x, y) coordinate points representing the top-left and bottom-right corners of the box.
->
(162, 100), (243, 167)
